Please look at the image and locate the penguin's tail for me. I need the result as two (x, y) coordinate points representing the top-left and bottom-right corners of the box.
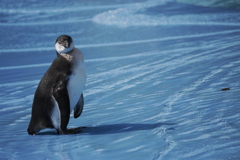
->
(27, 121), (41, 135)
(27, 130), (36, 135)
(27, 127), (36, 135)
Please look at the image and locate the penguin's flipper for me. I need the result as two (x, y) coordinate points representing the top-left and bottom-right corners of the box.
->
(52, 77), (70, 132)
(73, 93), (84, 119)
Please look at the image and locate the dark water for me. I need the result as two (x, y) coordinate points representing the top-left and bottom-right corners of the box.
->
(0, 0), (240, 159)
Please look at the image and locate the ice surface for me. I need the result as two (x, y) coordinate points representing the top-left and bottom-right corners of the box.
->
(0, 0), (240, 159)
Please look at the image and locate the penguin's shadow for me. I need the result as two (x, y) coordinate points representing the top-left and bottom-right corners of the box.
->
(81, 122), (175, 135)
(38, 122), (175, 135)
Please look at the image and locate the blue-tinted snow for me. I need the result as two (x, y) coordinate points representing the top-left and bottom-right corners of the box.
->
(0, 0), (240, 159)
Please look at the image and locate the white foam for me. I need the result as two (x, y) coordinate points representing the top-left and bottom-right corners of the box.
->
(113, 136), (134, 143)
(92, 0), (240, 27)
(0, 4), (131, 14)
(126, 145), (145, 152)
(93, 0), (169, 27)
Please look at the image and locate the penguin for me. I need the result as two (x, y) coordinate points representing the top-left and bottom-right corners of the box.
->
(27, 35), (86, 135)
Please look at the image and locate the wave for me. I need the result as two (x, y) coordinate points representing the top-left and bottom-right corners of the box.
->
(0, 19), (91, 26)
(0, 4), (134, 14)
(0, 80), (39, 88)
(93, 13), (240, 27)
(0, 63), (51, 71)
(1, 29), (240, 53)
(92, 0), (240, 27)
(177, 0), (240, 9)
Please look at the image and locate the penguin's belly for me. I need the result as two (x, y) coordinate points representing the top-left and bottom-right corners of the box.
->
(67, 63), (86, 111)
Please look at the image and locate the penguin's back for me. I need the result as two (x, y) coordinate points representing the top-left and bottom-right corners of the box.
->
(27, 56), (72, 134)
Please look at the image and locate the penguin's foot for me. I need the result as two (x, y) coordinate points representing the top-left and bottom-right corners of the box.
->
(65, 127), (86, 134)
(57, 127), (86, 134)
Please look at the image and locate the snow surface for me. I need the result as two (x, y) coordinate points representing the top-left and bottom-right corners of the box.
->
(0, 0), (240, 159)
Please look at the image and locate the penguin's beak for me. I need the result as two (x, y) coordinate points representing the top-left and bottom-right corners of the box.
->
(62, 41), (69, 48)
(58, 41), (69, 48)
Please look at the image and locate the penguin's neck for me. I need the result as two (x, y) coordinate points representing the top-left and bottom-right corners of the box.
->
(59, 48), (81, 63)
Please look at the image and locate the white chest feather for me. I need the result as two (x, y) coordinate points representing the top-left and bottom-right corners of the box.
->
(67, 62), (86, 111)
(60, 48), (86, 111)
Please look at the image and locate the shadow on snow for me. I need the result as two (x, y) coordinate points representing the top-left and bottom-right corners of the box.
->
(37, 122), (176, 135)
(81, 122), (175, 135)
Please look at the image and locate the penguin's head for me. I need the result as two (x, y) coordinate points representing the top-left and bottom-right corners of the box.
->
(55, 35), (75, 54)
